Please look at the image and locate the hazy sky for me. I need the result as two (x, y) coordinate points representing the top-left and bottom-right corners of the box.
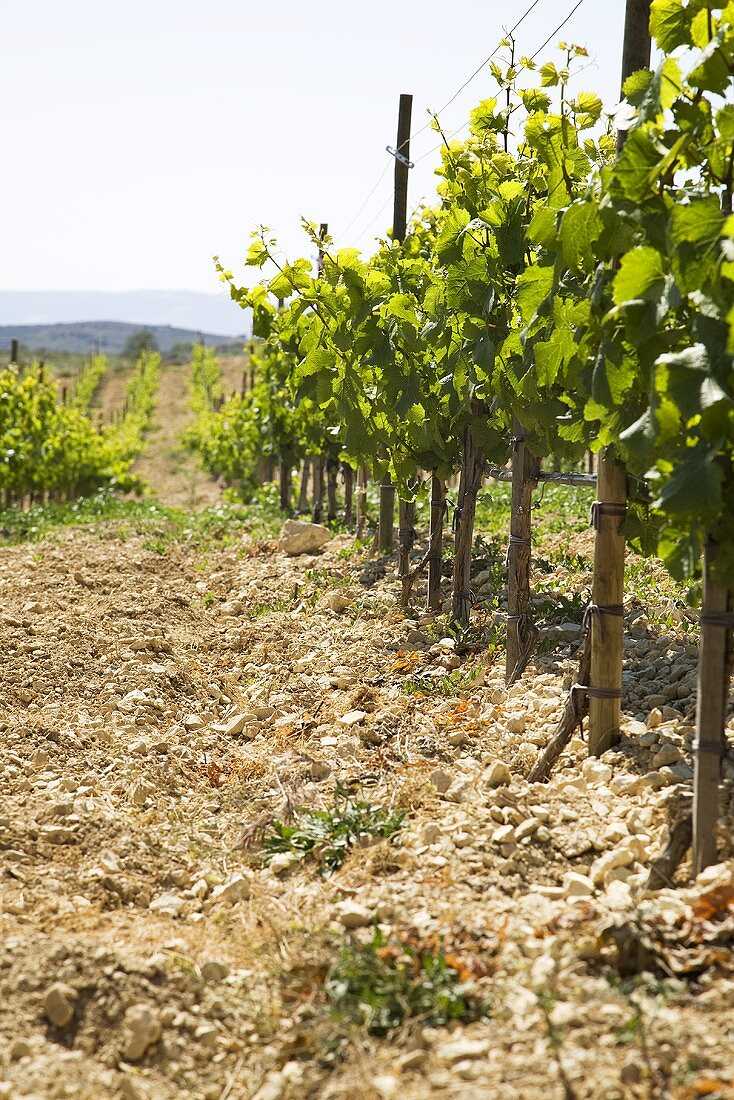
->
(2, 1), (626, 296)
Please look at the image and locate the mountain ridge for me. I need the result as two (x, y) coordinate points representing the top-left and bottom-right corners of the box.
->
(0, 289), (250, 337)
(0, 321), (245, 355)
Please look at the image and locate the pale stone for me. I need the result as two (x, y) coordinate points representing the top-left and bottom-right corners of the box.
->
(208, 873), (250, 906)
(338, 710), (367, 726)
(336, 901), (373, 929)
(486, 760), (512, 787)
(563, 871), (595, 897)
(437, 1036), (491, 1063)
(279, 520), (331, 555)
(149, 892), (186, 916)
(122, 1004), (162, 1063)
(44, 983), (77, 1028)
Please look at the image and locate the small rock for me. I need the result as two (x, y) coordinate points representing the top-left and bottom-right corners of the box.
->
(652, 742), (682, 768)
(336, 901), (373, 929)
(429, 769), (452, 794)
(338, 709), (367, 726)
(149, 892), (186, 917)
(646, 708), (663, 729)
(327, 592), (352, 613)
(194, 1024), (218, 1048)
(563, 871), (595, 897)
(581, 759), (613, 785)
(44, 983), (78, 1028)
(200, 960), (230, 983)
(208, 873), (250, 906)
(39, 825), (76, 845)
(122, 1004), (162, 1063)
(486, 760), (511, 787)
(279, 520), (331, 555)
(437, 1036), (491, 1063)
(506, 714), (526, 734)
(269, 852), (299, 874)
(516, 818), (539, 841)
(221, 712), (256, 737)
(311, 759), (331, 781)
(9, 1039), (31, 1060)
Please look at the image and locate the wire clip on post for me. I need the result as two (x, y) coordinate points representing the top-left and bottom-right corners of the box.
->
(386, 145), (414, 169)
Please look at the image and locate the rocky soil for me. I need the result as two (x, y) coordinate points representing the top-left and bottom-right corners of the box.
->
(1, 518), (733, 1099)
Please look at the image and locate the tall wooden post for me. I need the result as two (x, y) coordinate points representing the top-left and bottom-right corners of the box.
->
(10, 339), (18, 364)
(451, 412), (484, 628)
(342, 463), (354, 526)
(693, 541), (733, 873)
(297, 458), (311, 514)
(588, 0), (652, 756)
(506, 420), (540, 684)
(379, 93), (412, 555)
(588, 458), (628, 755)
(399, 498), (416, 605)
(427, 475), (446, 612)
(356, 466), (369, 538)
(312, 455), (325, 524)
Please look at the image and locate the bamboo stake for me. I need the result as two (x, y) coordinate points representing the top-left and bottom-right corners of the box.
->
(692, 539), (732, 874)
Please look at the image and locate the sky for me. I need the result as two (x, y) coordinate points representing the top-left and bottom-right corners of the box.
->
(1, 0), (627, 300)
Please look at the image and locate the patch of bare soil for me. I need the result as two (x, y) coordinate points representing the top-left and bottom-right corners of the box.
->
(131, 355), (247, 510)
(0, 526), (733, 1100)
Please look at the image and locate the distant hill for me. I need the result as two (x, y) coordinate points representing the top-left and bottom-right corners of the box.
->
(0, 321), (244, 355)
(0, 290), (251, 337)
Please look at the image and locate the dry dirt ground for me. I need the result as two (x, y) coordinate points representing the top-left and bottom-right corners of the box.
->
(1, 516), (733, 1100)
(97, 355), (247, 510)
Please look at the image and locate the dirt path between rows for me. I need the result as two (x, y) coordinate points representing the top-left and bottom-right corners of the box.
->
(1, 518), (733, 1099)
(128, 354), (248, 509)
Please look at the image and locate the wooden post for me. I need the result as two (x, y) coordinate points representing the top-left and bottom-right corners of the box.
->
(588, 0), (652, 755)
(10, 339), (18, 364)
(693, 539), (732, 874)
(326, 456), (339, 521)
(342, 463), (354, 526)
(356, 465), (368, 538)
(392, 93), (412, 242)
(378, 473), (395, 552)
(588, 456), (627, 755)
(617, 0), (653, 154)
(427, 474), (445, 613)
(317, 224), (328, 277)
(297, 458), (311, 514)
(399, 499), (416, 606)
(451, 415), (484, 628)
(279, 454), (292, 513)
(506, 420), (540, 685)
(380, 93), (413, 556)
(312, 455), (325, 523)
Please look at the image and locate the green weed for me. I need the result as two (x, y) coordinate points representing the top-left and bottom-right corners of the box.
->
(325, 927), (486, 1035)
(402, 664), (482, 697)
(259, 790), (404, 875)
